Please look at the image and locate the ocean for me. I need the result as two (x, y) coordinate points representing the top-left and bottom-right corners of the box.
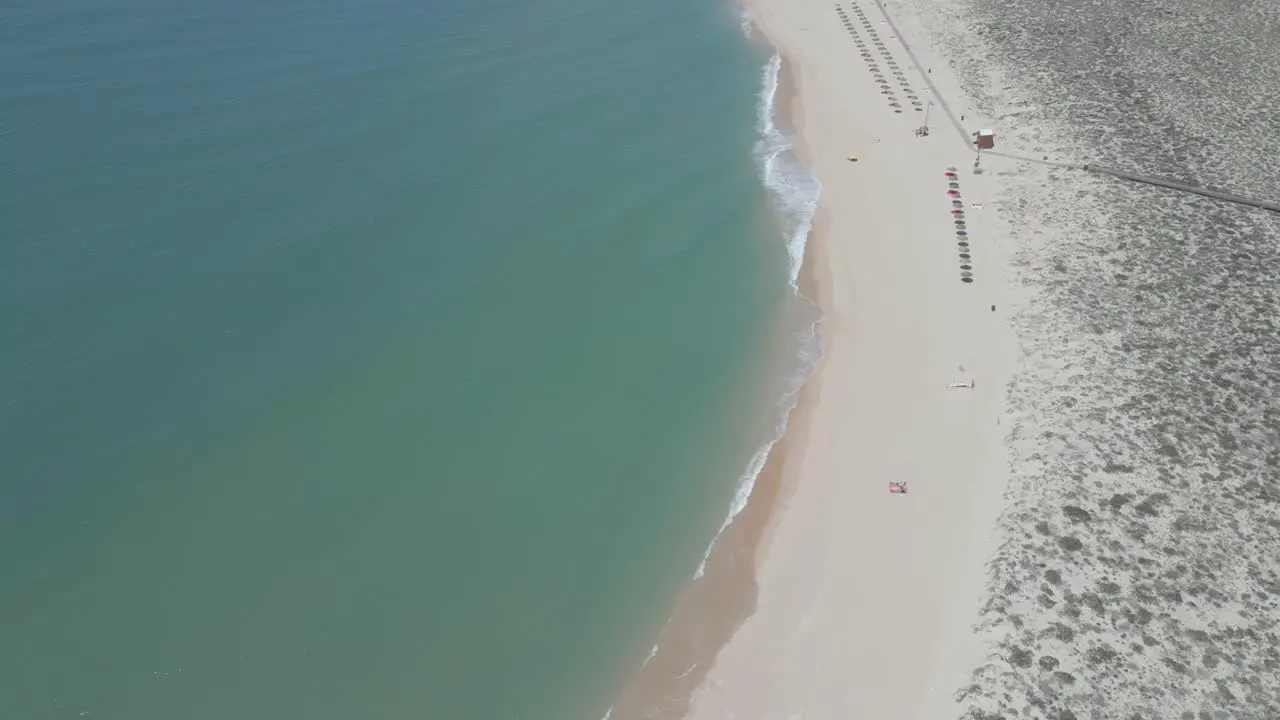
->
(0, 0), (816, 718)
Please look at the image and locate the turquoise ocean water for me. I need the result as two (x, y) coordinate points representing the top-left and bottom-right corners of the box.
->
(0, 0), (814, 718)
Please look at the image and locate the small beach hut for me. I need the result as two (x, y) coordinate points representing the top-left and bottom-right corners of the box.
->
(975, 129), (996, 150)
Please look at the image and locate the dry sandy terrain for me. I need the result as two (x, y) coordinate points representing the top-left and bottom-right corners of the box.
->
(610, 0), (1280, 717)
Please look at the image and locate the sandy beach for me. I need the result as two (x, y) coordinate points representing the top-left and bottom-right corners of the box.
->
(611, 0), (1023, 717)
(680, 0), (1019, 717)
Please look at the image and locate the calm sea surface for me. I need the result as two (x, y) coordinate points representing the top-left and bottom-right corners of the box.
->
(0, 0), (792, 717)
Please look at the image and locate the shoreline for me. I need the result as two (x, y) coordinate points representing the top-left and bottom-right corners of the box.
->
(609, 0), (1019, 716)
(603, 46), (825, 719)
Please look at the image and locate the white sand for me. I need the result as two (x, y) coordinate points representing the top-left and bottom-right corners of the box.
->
(684, 0), (1019, 717)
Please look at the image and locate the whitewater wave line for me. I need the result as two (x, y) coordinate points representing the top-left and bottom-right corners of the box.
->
(695, 50), (821, 578)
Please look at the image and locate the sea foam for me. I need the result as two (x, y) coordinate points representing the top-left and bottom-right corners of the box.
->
(694, 51), (821, 579)
(755, 53), (821, 290)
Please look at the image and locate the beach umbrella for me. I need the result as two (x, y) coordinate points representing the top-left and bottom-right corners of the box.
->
(951, 209), (964, 215)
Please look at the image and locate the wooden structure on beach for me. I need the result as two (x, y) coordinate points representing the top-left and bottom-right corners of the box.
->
(974, 129), (996, 150)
